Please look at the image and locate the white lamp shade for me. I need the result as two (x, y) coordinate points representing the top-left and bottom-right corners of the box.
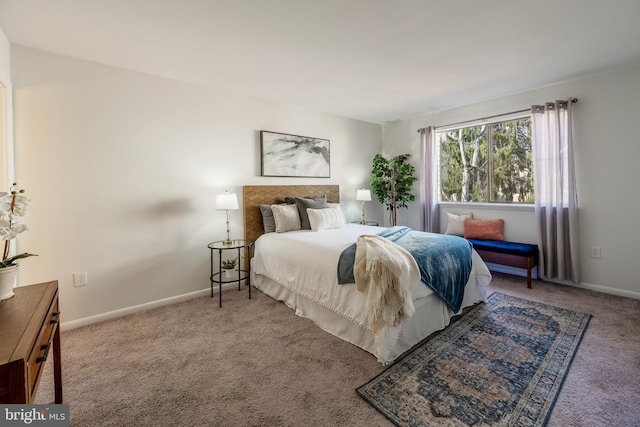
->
(215, 191), (239, 210)
(356, 189), (372, 201)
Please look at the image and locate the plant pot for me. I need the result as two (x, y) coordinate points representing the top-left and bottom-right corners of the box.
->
(0, 264), (19, 301)
(223, 269), (236, 279)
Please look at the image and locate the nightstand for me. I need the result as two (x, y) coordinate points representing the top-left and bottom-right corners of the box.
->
(0, 281), (63, 403)
(208, 240), (253, 307)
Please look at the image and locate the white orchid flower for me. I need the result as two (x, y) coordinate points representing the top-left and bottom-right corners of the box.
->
(0, 230), (18, 240)
(1, 183), (37, 267)
(0, 194), (12, 211)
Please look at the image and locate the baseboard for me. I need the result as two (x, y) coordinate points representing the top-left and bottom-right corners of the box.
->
(556, 280), (640, 300)
(61, 283), (238, 331)
(487, 263), (640, 300)
(61, 270), (638, 331)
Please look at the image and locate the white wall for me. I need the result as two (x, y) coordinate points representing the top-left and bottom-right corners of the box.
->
(0, 28), (8, 85)
(0, 25), (12, 190)
(11, 46), (383, 324)
(383, 62), (640, 298)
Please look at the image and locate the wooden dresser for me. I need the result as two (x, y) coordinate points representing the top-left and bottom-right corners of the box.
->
(0, 281), (63, 403)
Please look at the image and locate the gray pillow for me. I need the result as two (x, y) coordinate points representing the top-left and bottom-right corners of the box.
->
(260, 199), (296, 233)
(259, 204), (276, 233)
(295, 196), (327, 230)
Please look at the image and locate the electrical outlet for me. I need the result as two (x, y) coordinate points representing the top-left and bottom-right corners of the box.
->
(73, 271), (88, 287)
(590, 246), (601, 259)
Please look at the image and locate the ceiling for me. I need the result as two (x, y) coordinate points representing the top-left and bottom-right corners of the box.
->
(1, 0), (640, 124)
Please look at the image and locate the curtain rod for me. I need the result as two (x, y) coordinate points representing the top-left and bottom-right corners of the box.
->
(417, 98), (578, 133)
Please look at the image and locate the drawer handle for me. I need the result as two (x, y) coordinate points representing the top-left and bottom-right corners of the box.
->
(50, 311), (61, 324)
(37, 343), (51, 363)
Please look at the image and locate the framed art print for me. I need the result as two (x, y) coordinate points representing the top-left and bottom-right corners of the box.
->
(260, 131), (330, 177)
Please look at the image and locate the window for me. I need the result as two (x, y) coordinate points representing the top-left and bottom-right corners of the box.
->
(437, 115), (533, 204)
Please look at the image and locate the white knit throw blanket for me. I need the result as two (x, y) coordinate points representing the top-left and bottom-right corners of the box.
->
(354, 234), (420, 363)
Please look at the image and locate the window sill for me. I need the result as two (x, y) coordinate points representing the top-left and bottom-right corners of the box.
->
(438, 202), (534, 212)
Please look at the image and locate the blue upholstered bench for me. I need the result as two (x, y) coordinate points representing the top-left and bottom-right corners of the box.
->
(467, 239), (539, 288)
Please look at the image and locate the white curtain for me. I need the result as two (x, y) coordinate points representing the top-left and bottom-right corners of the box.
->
(531, 99), (580, 283)
(419, 126), (439, 232)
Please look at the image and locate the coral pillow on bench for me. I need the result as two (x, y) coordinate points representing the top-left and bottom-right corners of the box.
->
(463, 218), (505, 241)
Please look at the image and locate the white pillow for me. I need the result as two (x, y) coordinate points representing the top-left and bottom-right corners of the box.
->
(327, 203), (347, 223)
(444, 212), (473, 236)
(307, 207), (346, 232)
(271, 204), (301, 233)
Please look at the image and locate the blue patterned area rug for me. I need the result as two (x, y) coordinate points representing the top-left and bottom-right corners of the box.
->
(356, 292), (591, 427)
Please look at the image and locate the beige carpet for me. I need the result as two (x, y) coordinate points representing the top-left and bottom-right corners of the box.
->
(36, 273), (640, 426)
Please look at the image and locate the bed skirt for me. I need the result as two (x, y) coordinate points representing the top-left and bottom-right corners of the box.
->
(251, 251), (491, 363)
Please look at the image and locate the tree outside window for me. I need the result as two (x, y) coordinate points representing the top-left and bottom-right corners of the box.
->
(438, 117), (533, 203)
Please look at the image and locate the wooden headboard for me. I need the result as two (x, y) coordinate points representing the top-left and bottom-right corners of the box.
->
(243, 185), (340, 245)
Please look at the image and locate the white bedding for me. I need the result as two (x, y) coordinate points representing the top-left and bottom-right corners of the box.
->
(252, 223), (492, 363)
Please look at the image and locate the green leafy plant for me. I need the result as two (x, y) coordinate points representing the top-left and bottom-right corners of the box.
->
(0, 183), (37, 268)
(221, 257), (238, 270)
(370, 153), (417, 226)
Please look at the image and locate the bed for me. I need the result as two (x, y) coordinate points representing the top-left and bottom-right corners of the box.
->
(243, 185), (492, 364)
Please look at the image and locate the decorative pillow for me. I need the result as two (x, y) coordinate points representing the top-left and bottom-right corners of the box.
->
(463, 218), (505, 241)
(307, 207), (346, 232)
(327, 203), (347, 223)
(259, 199), (296, 233)
(295, 196), (327, 230)
(444, 212), (473, 236)
(271, 204), (301, 233)
(259, 204), (277, 233)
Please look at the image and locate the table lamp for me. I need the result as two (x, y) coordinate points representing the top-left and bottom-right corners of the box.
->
(356, 188), (371, 224)
(215, 190), (239, 245)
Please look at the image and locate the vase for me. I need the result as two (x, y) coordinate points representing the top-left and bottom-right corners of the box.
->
(0, 264), (19, 301)
(224, 269), (235, 279)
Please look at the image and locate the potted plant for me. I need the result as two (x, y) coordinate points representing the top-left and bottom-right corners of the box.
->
(370, 153), (418, 226)
(221, 257), (238, 279)
(0, 183), (37, 300)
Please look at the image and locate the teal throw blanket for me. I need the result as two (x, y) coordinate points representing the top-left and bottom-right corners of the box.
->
(337, 226), (472, 312)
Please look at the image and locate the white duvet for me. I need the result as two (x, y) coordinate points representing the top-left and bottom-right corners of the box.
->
(253, 224), (480, 334)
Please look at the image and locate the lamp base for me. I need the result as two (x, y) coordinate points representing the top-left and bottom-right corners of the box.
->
(222, 239), (233, 245)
